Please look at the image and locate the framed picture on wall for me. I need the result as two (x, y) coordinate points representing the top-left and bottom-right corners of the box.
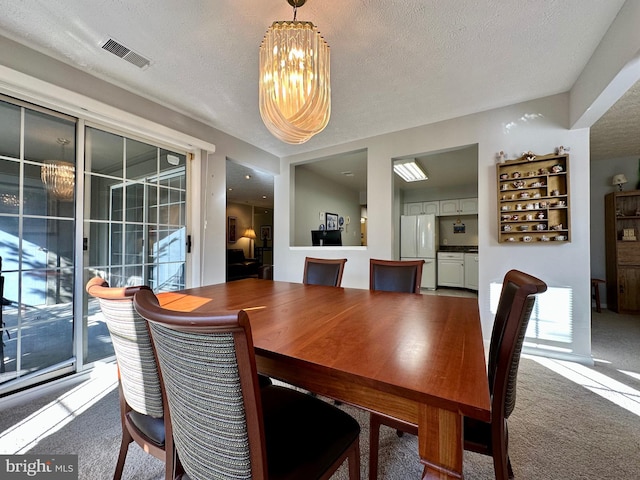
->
(228, 216), (237, 243)
(325, 213), (339, 230)
(260, 225), (272, 241)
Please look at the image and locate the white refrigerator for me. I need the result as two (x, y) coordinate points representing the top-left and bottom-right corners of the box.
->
(400, 214), (438, 290)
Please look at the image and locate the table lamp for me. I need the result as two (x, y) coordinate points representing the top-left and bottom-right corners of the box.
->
(612, 173), (628, 191)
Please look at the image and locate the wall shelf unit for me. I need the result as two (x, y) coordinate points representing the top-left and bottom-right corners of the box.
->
(497, 153), (570, 243)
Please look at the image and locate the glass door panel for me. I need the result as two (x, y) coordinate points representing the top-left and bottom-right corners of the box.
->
(83, 126), (187, 364)
(0, 98), (77, 388)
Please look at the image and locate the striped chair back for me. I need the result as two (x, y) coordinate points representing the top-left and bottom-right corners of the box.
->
(86, 277), (163, 418)
(134, 288), (266, 480)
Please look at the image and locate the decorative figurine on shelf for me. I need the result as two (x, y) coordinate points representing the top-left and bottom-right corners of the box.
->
(522, 151), (536, 161)
(496, 150), (506, 163)
(557, 145), (565, 155)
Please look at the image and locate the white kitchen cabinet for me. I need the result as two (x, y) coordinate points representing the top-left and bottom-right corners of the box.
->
(404, 201), (439, 216)
(437, 252), (465, 288)
(459, 198), (478, 214)
(438, 198), (478, 216)
(438, 199), (459, 216)
(464, 253), (479, 290)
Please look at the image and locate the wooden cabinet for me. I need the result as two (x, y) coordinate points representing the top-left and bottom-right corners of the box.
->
(405, 201), (439, 216)
(605, 191), (640, 313)
(497, 153), (570, 243)
(439, 198), (478, 216)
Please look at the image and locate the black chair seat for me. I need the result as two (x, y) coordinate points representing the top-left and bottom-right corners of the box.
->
(261, 385), (360, 480)
(127, 412), (165, 447)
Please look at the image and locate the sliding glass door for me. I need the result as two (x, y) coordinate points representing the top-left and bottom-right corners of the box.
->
(0, 96), (189, 394)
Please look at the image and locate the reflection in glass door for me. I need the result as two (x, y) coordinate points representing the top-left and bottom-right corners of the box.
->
(0, 98), (77, 389)
(83, 127), (187, 364)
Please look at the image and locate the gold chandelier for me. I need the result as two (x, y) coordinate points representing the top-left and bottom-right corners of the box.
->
(41, 138), (75, 201)
(259, 0), (330, 144)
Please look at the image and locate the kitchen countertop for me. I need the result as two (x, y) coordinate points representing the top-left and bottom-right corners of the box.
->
(438, 246), (478, 253)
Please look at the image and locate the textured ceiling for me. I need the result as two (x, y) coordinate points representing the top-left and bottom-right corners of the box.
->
(591, 80), (640, 161)
(0, 0), (630, 161)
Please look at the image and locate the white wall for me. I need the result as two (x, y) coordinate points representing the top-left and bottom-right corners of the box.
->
(276, 93), (593, 363)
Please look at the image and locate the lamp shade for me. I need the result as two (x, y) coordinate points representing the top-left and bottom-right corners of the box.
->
(612, 173), (628, 186)
(243, 228), (257, 240)
(259, 19), (330, 144)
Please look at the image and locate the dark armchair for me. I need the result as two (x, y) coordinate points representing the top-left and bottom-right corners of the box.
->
(226, 248), (258, 281)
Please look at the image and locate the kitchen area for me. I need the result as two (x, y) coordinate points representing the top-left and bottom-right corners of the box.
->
(395, 145), (479, 292)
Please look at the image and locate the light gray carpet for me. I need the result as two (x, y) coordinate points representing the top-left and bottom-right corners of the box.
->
(2, 309), (639, 479)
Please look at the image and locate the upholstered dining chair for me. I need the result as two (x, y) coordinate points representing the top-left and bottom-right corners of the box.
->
(369, 258), (425, 294)
(85, 277), (172, 480)
(133, 288), (362, 480)
(368, 269), (547, 480)
(303, 257), (348, 287)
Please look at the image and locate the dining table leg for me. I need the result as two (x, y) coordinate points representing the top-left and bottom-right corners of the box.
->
(419, 404), (464, 479)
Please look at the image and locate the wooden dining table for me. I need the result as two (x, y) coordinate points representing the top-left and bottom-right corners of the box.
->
(157, 278), (490, 480)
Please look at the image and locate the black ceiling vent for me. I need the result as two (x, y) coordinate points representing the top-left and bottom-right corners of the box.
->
(101, 38), (150, 69)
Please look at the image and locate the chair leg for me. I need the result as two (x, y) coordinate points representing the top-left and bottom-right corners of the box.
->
(113, 428), (133, 480)
(348, 440), (361, 479)
(491, 419), (512, 480)
(368, 413), (381, 480)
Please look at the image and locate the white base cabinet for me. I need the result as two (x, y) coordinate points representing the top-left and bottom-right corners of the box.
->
(437, 252), (465, 288)
(464, 253), (479, 290)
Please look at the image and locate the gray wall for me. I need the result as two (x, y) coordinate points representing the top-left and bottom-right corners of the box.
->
(590, 156), (640, 290)
(293, 166), (362, 246)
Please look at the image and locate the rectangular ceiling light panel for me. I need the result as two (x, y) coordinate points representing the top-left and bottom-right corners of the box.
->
(394, 159), (428, 182)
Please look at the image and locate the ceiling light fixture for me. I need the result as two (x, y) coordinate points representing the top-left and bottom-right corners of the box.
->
(41, 138), (75, 201)
(259, 0), (330, 144)
(393, 159), (428, 183)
